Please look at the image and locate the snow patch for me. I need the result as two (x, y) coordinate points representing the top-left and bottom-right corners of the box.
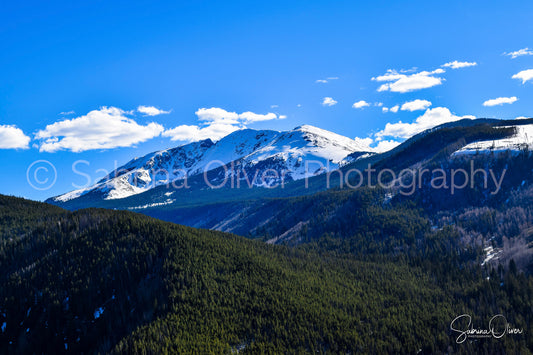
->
(481, 245), (501, 266)
(454, 124), (533, 156)
(128, 199), (175, 210)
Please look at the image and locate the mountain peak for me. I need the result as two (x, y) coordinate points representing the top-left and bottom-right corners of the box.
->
(50, 124), (369, 203)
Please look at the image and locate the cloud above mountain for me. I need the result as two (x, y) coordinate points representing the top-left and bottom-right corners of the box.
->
(352, 100), (370, 109)
(353, 136), (400, 153)
(35, 107), (164, 152)
(512, 69), (533, 84)
(0, 125), (31, 149)
(441, 60), (477, 69)
(504, 48), (533, 59)
(316, 77), (339, 84)
(372, 69), (445, 93)
(137, 105), (171, 116)
(483, 96), (518, 107)
(376, 107), (475, 140)
(322, 97), (338, 106)
(163, 107), (281, 142)
(382, 105), (399, 113)
(401, 99), (432, 112)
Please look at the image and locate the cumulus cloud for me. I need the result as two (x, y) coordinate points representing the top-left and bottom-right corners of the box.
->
(239, 111), (277, 123)
(375, 107), (475, 140)
(401, 99), (432, 112)
(354, 136), (400, 153)
(354, 137), (374, 148)
(137, 105), (171, 116)
(194, 107), (277, 123)
(322, 97), (338, 106)
(512, 69), (533, 84)
(441, 60), (477, 69)
(483, 96), (518, 107)
(35, 107), (164, 152)
(505, 48), (533, 59)
(372, 69), (445, 93)
(163, 107), (281, 142)
(0, 125), (31, 149)
(162, 123), (241, 142)
(352, 100), (370, 109)
(382, 105), (400, 113)
(195, 107), (240, 124)
(374, 140), (401, 152)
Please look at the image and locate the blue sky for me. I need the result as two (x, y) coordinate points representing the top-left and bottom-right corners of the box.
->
(1, 0), (533, 200)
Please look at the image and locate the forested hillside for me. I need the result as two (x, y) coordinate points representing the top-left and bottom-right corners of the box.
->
(1, 194), (532, 354)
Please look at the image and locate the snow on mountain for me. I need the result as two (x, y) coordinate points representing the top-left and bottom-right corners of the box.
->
(52, 125), (370, 202)
(454, 123), (533, 155)
(54, 139), (216, 202)
(239, 125), (370, 181)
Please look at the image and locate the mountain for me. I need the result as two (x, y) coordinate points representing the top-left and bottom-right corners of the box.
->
(51, 125), (370, 203)
(7, 119), (533, 353)
(2, 195), (532, 353)
(49, 118), (533, 216)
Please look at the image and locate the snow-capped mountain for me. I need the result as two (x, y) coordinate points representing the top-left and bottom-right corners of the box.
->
(454, 122), (533, 155)
(52, 125), (371, 202)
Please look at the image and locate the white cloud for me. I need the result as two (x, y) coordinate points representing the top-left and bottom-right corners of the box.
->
(353, 136), (400, 153)
(194, 107), (240, 124)
(316, 77), (339, 83)
(382, 107), (389, 113)
(390, 105), (399, 113)
(59, 110), (75, 116)
(374, 140), (401, 152)
(512, 69), (533, 84)
(279, 115), (287, 119)
(270, 104), (279, 108)
(505, 48), (533, 59)
(374, 102), (383, 107)
(194, 107), (278, 124)
(442, 60), (477, 69)
(515, 116), (529, 120)
(162, 123), (240, 142)
(376, 107), (475, 140)
(35, 107), (164, 152)
(352, 100), (370, 109)
(322, 97), (338, 106)
(354, 137), (374, 148)
(483, 96), (518, 107)
(239, 111), (277, 123)
(372, 69), (444, 93)
(401, 99), (432, 112)
(0, 125), (31, 149)
(137, 105), (171, 116)
(163, 107), (281, 142)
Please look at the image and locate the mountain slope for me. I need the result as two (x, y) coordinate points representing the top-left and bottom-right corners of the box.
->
(51, 125), (370, 203)
(2, 195), (532, 353)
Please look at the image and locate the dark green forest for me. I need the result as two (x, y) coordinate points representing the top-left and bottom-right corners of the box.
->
(1, 194), (532, 354)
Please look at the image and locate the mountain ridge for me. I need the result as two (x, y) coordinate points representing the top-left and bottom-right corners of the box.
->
(50, 124), (371, 203)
